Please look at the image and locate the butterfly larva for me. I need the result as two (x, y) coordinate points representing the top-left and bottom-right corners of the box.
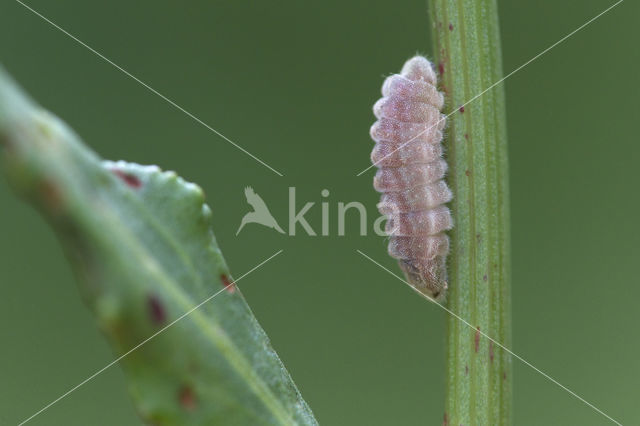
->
(370, 56), (453, 300)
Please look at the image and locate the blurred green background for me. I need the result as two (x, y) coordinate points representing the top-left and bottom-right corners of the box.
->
(1, 1), (638, 424)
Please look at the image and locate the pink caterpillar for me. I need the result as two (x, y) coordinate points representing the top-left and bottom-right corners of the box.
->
(370, 56), (453, 300)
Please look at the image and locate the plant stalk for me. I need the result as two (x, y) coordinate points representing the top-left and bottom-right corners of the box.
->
(428, 0), (512, 424)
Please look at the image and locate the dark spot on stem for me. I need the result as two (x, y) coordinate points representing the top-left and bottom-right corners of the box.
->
(147, 294), (166, 325)
(465, 170), (471, 177)
(465, 365), (469, 376)
(474, 327), (480, 353)
(448, 23), (454, 31)
(476, 233), (482, 244)
(178, 386), (197, 411)
(483, 274), (488, 282)
(503, 371), (507, 381)
(221, 274), (236, 294)
(464, 133), (469, 141)
(443, 412), (448, 425)
(112, 169), (142, 188)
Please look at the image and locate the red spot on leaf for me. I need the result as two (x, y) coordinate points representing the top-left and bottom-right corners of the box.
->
(39, 180), (63, 213)
(474, 327), (480, 353)
(112, 169), (142, 188)
(459, 106), (465, 113)
(465, 170), (471, 177)
(221, 274), (236, 294)
(464, 133), (469, 141)
(448, 23), (454, 31)
(179, 386), (197, 411)
(147, 294), (166, 325)
(438, 62), (445, 76)
(443, 412), (448, 425)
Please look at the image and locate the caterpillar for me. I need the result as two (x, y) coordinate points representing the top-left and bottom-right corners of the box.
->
(370, 55), (453, 301)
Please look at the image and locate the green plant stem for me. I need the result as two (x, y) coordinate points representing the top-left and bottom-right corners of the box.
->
(428, 0), (512, 424)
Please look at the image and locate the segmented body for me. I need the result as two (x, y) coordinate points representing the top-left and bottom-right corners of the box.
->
(370, 56), (453, 300)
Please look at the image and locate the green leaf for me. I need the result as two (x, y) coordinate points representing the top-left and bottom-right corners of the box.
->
(0, 66), (317, 426)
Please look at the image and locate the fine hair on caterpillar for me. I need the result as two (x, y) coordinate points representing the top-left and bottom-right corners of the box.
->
(370, 55), (453, 301)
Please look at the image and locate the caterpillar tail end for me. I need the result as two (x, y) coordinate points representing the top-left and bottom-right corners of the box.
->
(398, 257), (448, 302)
